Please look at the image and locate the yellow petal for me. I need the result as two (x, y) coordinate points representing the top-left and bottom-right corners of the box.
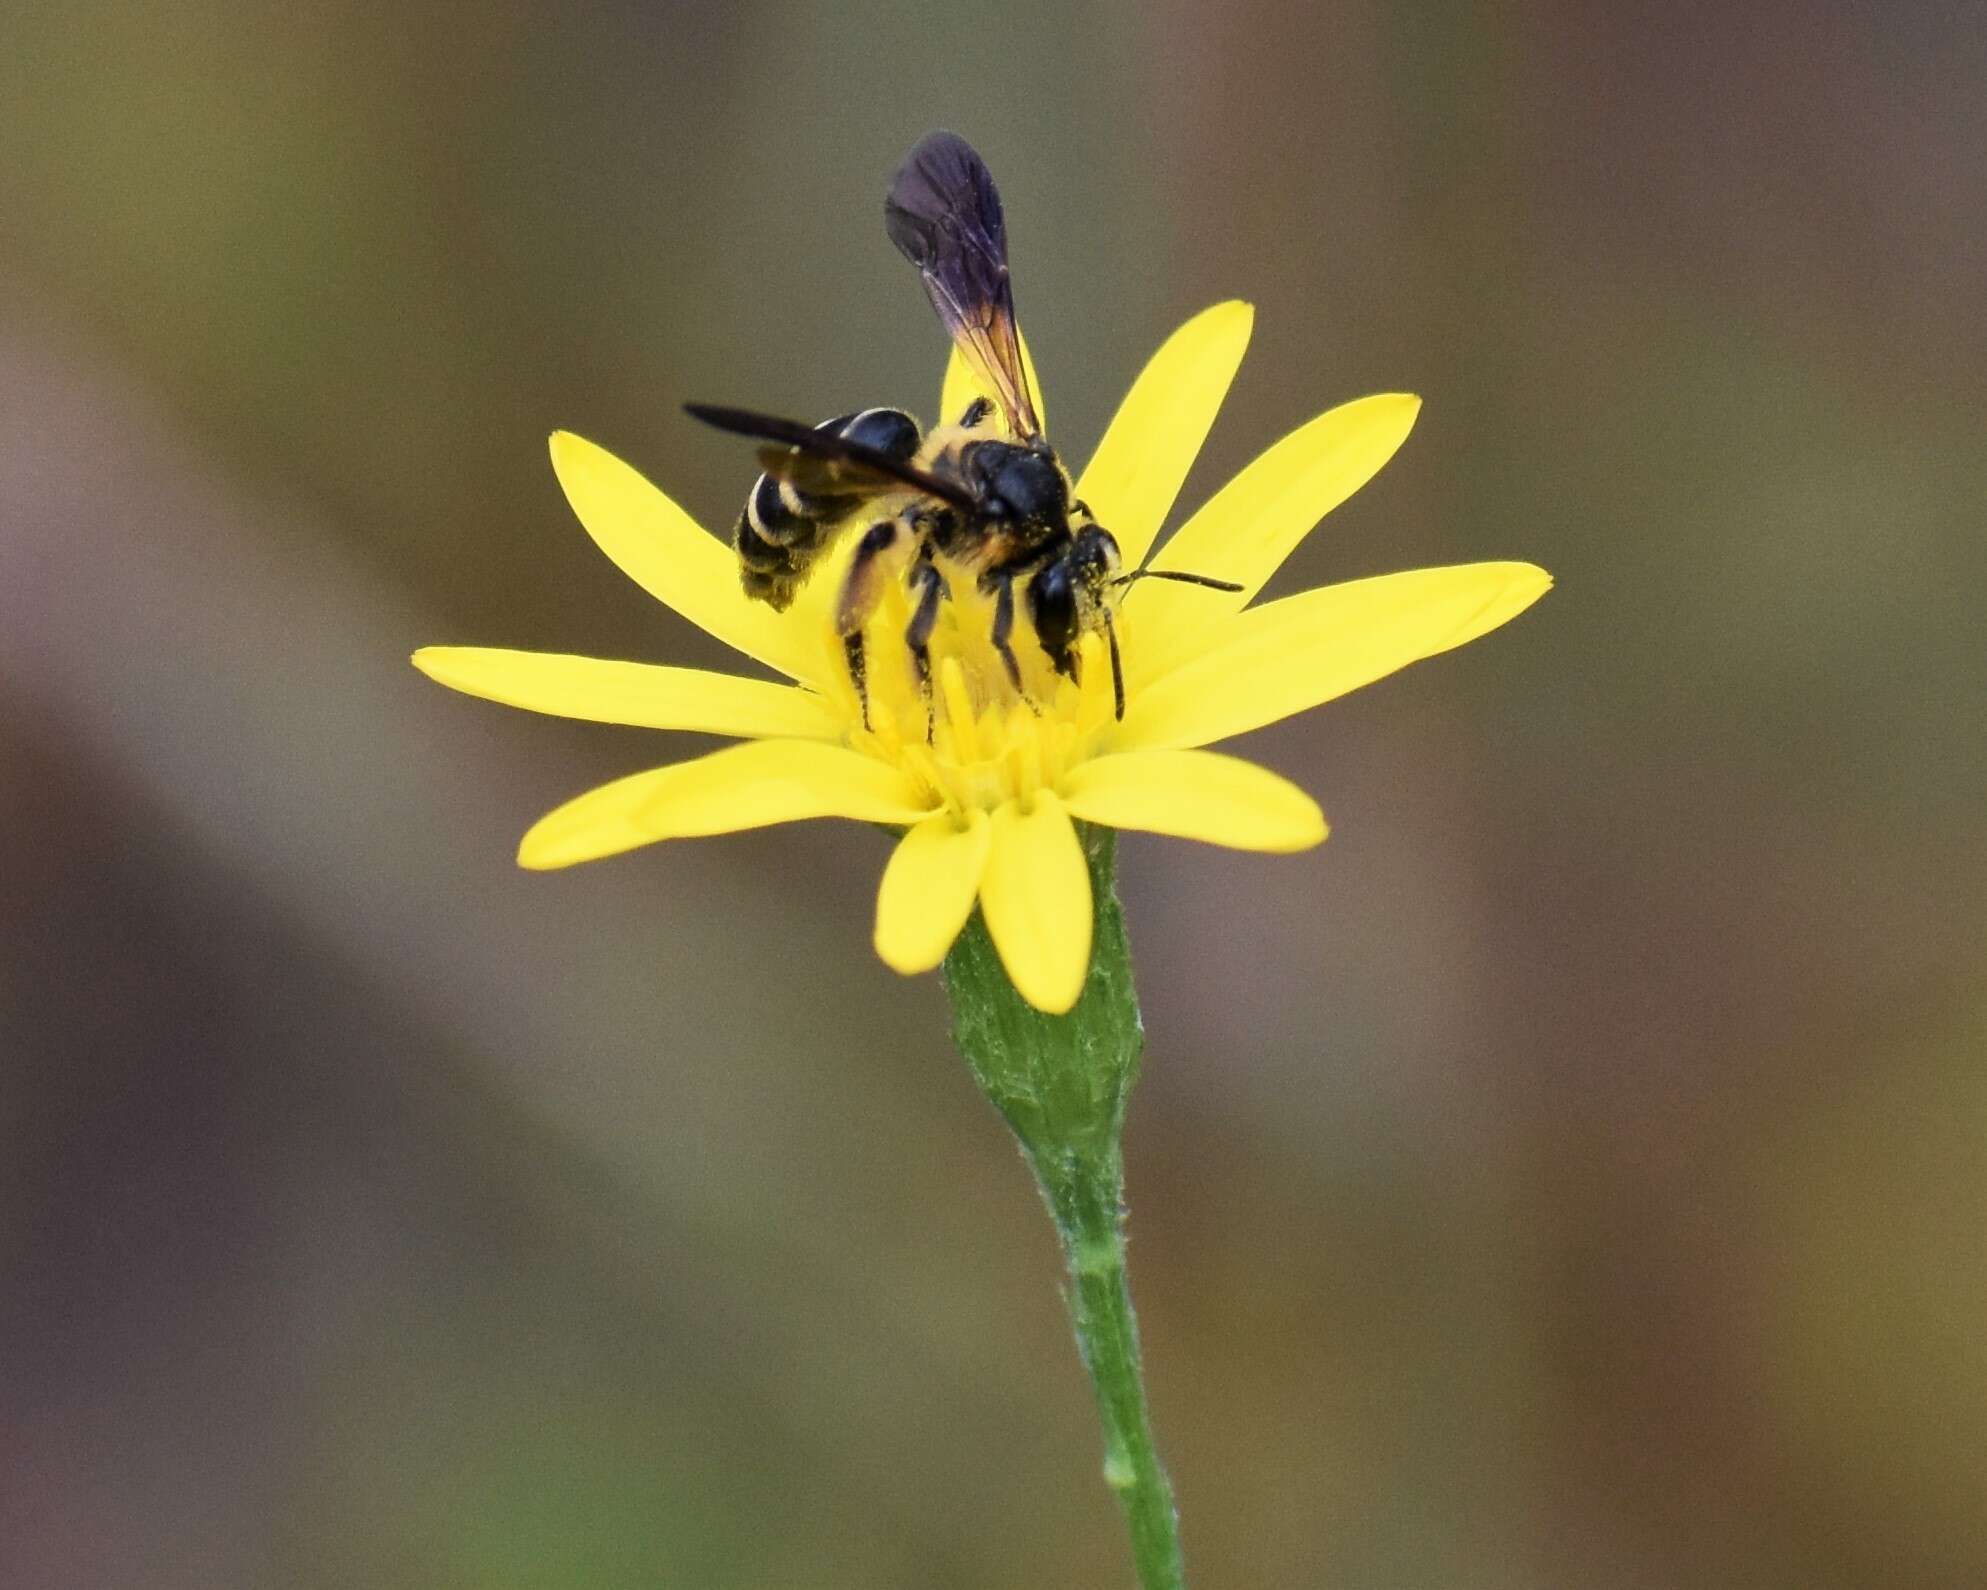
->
(411, 648), (843, 739)
(548, 432), (826, 685)
(937, 330), (1046, 436)
(1129, 393), (1422, 675)
(1060, 749), (1326, 852)
(874, 809), (993, 974)
(517, 740), (934, 870)
(1075, 301), (1254, 569)
(1117, 562), (1552, 752)
(978, 791), (1092, 1014)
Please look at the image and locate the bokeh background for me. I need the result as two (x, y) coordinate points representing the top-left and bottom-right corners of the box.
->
(4, 2), (1984, 1585)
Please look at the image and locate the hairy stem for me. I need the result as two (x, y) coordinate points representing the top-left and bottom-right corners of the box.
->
(942, 825), (1186, 1588)
(1036, 1142), (1184, 1589)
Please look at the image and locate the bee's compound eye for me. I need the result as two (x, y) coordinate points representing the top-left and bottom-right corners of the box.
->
(1029, 561), (1078, 655)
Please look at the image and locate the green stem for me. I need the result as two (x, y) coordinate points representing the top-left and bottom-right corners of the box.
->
(942, 825), (1186, 1590)
(1037, 1143), (1184, 1590)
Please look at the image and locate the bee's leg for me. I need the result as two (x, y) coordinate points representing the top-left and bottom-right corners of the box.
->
(904, 555), (949, 740)
(989, 574), (1026, 696)
(958, 396), (994, 429)
(837, 517), (913, 731)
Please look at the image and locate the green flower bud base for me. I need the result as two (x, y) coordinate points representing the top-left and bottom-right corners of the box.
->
(942, 824), (1186, 1590)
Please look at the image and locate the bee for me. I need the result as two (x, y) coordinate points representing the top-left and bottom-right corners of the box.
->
(687, 131), (1237, 728)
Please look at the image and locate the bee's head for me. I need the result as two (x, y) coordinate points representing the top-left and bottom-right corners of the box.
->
(1028, 525), (1124, 672)
(1069, 523), (1124, 592)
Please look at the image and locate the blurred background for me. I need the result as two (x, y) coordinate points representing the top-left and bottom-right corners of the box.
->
(3, 2), (1983, 1585)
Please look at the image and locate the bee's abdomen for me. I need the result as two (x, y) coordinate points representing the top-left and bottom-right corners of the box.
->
(735, 408), (921, 610)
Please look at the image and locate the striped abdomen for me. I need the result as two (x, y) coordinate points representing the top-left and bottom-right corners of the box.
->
(734, 407), (923, 610)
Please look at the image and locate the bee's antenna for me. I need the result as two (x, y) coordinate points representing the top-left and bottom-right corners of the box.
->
(1110, 568), (1244, 593)
(1102, 610), (1126, 720)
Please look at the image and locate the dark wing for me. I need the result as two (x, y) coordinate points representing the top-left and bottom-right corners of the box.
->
(684, 403), (976, 511)
(884, 131), (1041, 441)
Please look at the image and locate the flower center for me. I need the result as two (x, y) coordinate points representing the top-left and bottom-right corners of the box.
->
(840, 578), (1119, 817)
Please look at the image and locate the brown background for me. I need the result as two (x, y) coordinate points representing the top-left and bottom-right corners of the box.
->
(3, 2), (1983, 1585)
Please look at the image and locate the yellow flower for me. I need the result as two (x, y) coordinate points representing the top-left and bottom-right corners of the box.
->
(414, 302), (1549, 1013)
